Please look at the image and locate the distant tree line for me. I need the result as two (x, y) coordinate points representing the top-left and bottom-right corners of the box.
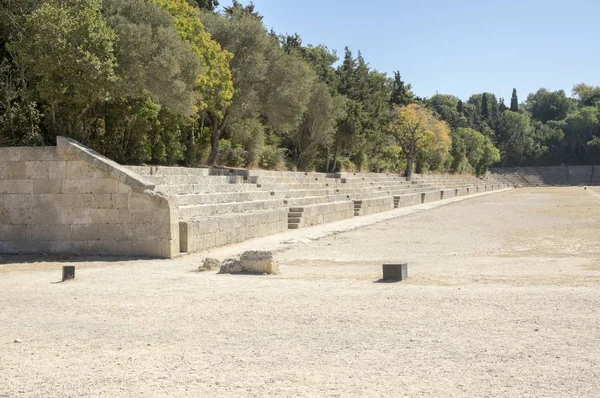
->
(428, 85), (600, 168)
(1, 0), (597, 176)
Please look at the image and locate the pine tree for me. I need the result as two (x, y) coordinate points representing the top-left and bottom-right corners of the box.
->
(190, 0), (219, 10)
(510, 88), (519, 112)
(337, 47), (356, 98)
(390, 71), (414, 106)
(457, 99), (464, 114)
(481, 93), (490, 119)
(499, 97), (508, 112)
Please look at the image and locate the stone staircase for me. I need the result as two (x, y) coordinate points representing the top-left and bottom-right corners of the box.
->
(489, 168), (529, 187)
(566, 166), (591, 186)
(515, 167), (546, 186)
(126, 166), (506, 253)
(536, 166), (569, 186)
(492, 165), (600, 187)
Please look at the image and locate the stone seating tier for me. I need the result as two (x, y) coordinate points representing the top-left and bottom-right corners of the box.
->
(568, 166), (592, 186)
(124, 166), (506, 253)
(515, 168), (546, 186)
(536, 166), (569, 186)
(591, 166), (600, 185)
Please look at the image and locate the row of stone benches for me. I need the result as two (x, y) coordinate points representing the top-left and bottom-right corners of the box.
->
(180, 184), (504, 252)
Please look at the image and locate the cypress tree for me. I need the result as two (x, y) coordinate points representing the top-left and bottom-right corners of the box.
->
(390, 71), (414, 107)
(499, 97), (508, 112)
(510, 88), (519, 112)
(481, 93), (490, 119)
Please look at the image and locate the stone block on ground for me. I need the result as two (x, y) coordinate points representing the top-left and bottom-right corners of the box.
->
(219, 250), (279, 275)
(199, 258), (220, 272)
(240, 251), (279, 274)
(219, 257), (243, 274)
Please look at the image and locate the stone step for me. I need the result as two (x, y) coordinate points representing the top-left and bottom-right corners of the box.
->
(536, 166), (566, 185)
(353, 196), (395, 216)
(178, 198), (286, 220)
(569, 166), (592, 185)
(284, 196), (333, 207)
(254, 176), (330, 184)
(143, 174), (248, 185)
(180, 208), (288, 252)
(394, 193), (422, 208)
(155, 183), (261, 194)
(288, 201), (355, 228)
(127, 165), (253, 178)
(176, 191), (272, 206)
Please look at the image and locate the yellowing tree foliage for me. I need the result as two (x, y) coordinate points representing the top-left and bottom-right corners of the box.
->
(150, 0), (233, 119)
(389, 104), (451, 178)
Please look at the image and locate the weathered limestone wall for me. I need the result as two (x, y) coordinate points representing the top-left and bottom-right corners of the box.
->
(181, 208), (288, 252)
(394, 193), (421, 208)
(0, 137), (179, 257)
(290, 201), (355, 228)
(353, 197), (395, 216)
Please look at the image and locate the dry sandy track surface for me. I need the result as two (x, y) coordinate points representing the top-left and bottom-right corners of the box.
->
(1, 187), (599, 397)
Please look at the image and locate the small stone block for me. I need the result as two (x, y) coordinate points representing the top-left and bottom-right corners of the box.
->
(382, 263), (408, 281)
(62, 265), (75, 281)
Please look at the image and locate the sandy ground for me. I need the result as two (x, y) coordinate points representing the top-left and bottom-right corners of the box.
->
(1, 187), (599, 397)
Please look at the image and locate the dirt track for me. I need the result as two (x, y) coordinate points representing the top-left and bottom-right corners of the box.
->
(1, 187), (599, 397)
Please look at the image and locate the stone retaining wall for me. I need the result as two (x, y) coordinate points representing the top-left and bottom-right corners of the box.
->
(288, 201), (355, 228)
(394, 193), (422, 208)
(0, 137), (179, 257)
(353, 197), (395, 216)
(180, 208), (288, 252)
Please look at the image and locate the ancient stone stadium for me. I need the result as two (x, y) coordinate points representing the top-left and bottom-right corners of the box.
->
(0, 137), (508, 257)
(3, 139), (600, 397)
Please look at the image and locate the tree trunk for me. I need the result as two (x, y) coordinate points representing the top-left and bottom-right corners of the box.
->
(406, 155), (414, 180)
(207, 112), (229, 166)
(207, 123), (220, 165)
(332, 144), (340, 173)
(405, 141), (415, 180)
(325, 146), (330, 173)
(186, 119), (195, 166)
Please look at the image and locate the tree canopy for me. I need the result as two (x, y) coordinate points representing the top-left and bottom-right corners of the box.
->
(2, 0), (598, 172)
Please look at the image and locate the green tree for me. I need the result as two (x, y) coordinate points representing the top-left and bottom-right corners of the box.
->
(201, 6), (315, 164)
(499, 97), (508, 112)
(104, 0), (201, 116)
(450, 127), (500, 175)
(529, 121), (565, 165)
(498, 110), (534, 165)
(331, 100), (363, 172)
(526, 89), (571, 123)
(150, 0), (234, 164)
(12, 0), (118, 138)
(572, 83), (600, 107)
(188, 0), (219, 10)
(290, 82), (347, 170)
(389, 71), (414, 107)
(290, 40), (339, 91)
(0, 53), (43, 146)
(428, 94), (461, 128)
(481, 93), (490, 120)
(468, 92), (500, 130)
(510, 88), (519, 112)
(563, 106), (600, 163)
(335, 47), (392, 171)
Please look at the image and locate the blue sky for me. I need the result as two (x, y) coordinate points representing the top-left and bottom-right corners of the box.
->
(217, 0), (599, 102)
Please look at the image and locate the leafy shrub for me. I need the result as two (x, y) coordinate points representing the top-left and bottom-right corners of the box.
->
(216, 139), (245, 167)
